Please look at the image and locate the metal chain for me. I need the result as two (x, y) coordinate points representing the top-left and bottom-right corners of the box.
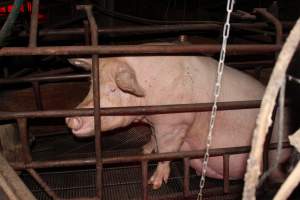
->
(197, 0), (235, 199)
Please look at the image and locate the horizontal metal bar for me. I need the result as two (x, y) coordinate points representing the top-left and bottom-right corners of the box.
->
(0, 44), (282, 56)
(10, 142), (291, 170)
(0, 74), (89, 84)
(18, 22), (295, 38)
(0, 59), (274, 85)
(0, 100), (261, 120)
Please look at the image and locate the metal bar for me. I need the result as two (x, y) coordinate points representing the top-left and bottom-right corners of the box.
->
(223, 154), (230, 194)
(9, 68), (32, 78)
(0, 152), (36, 200)
(183, 158), (190, 197)
(18, 22), (295, 38)
(0, 44), (282, 56)
(28, 0), (39, 47)
(254, 8), (283, 45)
(32, 81), (43, 110)
(77, 5), (102, 199)
(0, 74), (89, 84)
(9, 142), (291, 170)
(27, 168), (59, 199)
(83, 20), (91, 45)
(0, 100), (262, 120)
(0, 59), (275, 85)
(141, 161), (148, 200)
(28, 68), (74, 77)
(16, 118), (32, 163)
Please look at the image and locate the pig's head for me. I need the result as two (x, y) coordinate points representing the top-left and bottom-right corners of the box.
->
(65, 58), (145, 137)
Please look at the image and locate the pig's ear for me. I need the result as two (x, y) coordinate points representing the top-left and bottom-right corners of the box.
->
(115, 63), (145, 97)
(68, 58), (92, 71)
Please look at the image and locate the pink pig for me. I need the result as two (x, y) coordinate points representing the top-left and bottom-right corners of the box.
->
(66, 55), (290, 189)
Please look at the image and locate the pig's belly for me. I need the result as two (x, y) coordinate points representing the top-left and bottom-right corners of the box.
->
(181, 142), (248, 179)
(180, 109), (257, 179)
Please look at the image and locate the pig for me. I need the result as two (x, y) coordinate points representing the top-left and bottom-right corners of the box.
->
(66, 55), (290, 189)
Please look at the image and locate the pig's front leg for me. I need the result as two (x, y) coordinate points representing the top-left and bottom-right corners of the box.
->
(148, 125), (188, 189)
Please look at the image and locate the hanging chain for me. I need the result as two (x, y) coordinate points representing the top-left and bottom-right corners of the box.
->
(197, 0), (235, 199)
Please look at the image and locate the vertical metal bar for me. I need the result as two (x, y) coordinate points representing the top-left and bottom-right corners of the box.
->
(27, 168), (59, 199)
(17, 118), (32, 163)
(183, 158), (190, 197)
(84, 20), (91, 45)
(32, 81), (43, 110)
(77, 5), (102, 199)
(29, 0), (39, 47)
(141, 161), (148, 200)
(223, 154), (230, 194)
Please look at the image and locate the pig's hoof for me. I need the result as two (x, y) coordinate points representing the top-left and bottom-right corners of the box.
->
(148, 163), (170, 189)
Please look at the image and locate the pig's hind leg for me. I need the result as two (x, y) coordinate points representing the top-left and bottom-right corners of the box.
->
(148, 125), (188, 189)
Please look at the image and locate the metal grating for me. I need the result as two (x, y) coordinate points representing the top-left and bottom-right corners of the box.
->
(20, 162), (243, 200)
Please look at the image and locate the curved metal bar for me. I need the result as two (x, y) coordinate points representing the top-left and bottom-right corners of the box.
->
(254, 8), (283, 45)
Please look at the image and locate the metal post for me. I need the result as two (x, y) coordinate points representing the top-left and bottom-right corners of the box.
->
(29, 0), (39, 47)
(77, 5), (102, 199)
(142, 161), (148, 200)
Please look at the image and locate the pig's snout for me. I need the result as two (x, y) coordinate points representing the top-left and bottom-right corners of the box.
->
(66, 117), (83, 131)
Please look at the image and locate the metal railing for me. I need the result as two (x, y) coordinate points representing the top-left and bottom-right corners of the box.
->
(0, 4), (292, 200)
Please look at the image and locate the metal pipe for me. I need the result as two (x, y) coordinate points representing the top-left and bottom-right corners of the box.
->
(32, 81), (43, 110)
(0, 59), (275, 85)
(27, 168), (59, 199)
(0, 44), (282, 56)
(223, 154), (230, 194)
(18, 22), (294, 38)
(17, 118), (32, 163)
(254, 8), (283, 45)
(83, 21), (91, 45)
(0, 74), (89, 84)
(28, 0), (39, 47)
(77, 5), (103, 199)
(183, 158), (190, 197)
(0, 100), (262, 120)
(9, 142), (291, 170)
(141, 161), (148, 200)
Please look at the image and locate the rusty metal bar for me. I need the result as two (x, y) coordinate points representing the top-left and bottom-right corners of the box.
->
(27, 168), (59, 199)
(28, 67), (74, 77)
(0, 44), (282, 56)
(83, 20), (91, 45)
(0, 152), (36, 200)
(254, 8), (283, 45)
(32, 81), (43, 110)
(28, 0), (39, 47)
(18, 22), (294, 38)
(77, 4), (102, 199)
(141, 161), (148, 200)
(0, 100), (262, 120)
(183, 158), (191, 197)
(0, 74), (89, 84)
(0, 59), (275, 85)
(15, 23), (264, 37)
(16, 118), (32, 163)
(9, 142), (291, 170)
(223, 154), (230, 194)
